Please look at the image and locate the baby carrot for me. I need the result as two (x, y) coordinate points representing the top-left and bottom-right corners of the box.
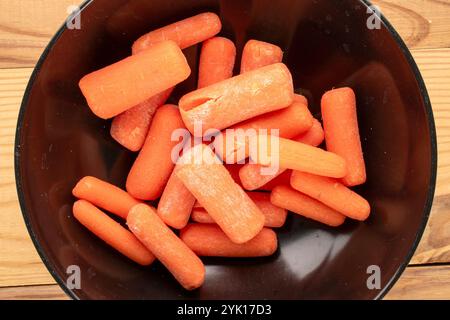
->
(127, 204), (205, 290)
(157, 165), (196, 229)
(322, 87), (366, 186)
(180, 224), (278, 257)
(271, 185), (346, 227)
(293, 94), (308, 106)
(73, 200), (155, 266)
(179, 63), (294, 136)
(132, 12), (222, 54)
(110, 88), (173, 152)
(176, 144), (265, 244)
(192, 191), (287, 228)
(252, 135), (347, 178)
(239, 121), (323, 191)
(126, 105), (186, 200)
(198, 37), (236, 88)
(79, 41), (190, 119)
(72, 176), (140, 219)
(290, 171), (370, 221)
(214, 101), (313, 163)
(240, 39), (283, 73)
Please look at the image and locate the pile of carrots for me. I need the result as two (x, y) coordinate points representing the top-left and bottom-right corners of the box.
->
(74, 12), (370, 291)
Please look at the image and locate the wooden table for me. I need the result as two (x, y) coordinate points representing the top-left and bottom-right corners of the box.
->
(0, 0), (449, 300)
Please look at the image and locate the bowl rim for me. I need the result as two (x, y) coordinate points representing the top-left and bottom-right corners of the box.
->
(14, 0), (437, 300)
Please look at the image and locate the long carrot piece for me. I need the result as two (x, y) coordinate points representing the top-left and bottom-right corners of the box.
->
(321, 87), (366, 186)
(73, 200), (155, 265)
(127, 204), (205, 290)
(180, 224), (278, 257)
(72, 176), (140, 219)
(127, 105), (186, 200)
(175, 144), (265, 244)
(157, 164), (197, 229)
(192, 192), (287, 228)
(270, 185), (346, 227)
(179, 63), (294, 136)
(240, 39), (283, 73)
(79, 41), (190, 119)
(110, 88), (173, 152)
(198, 37), (236, 88)
(239, 121), (324, 191)
(290, 171), (370, 221)
(132, 12), (222, 54)
(214, 101), (313, 163)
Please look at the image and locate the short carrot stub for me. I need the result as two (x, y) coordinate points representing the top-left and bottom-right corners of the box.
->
(72, 176), (140, 219)
(198, 37), (236, 89)
(110, 88), (173, 152)
(126, 105), (186, 200)
(132, 12), (222, 54)
(290, 171), (370, 221)
(179, 63), (294, 136)
(294, 118), (325, 147)
(270, 185), (346, 227)
(127, 204), (205, 290)
(73, 200), (155, 266)
(175, 144), (265, 244)
(240, 39), (283, 73)
(181, 224), (278, 257)
(321, 87), (366, 186)
(79, 40), (190, 119)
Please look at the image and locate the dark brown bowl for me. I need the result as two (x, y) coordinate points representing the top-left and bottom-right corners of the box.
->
(15, 0), (437, 299)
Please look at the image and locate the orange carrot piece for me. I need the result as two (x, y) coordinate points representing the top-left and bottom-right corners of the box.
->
(290, 171), (370, 221)
(73, 200), (155, 265)
(271, 185), (346, 227)
(259, 169), (292, 190)
(126, 105), (186, 200)
(179, 63), (294, 136)
(198, 37), (236, 88)
(157, 165), (196, 229)
(79, 41), (190, 119)
(127, 204), (205, 290)
(293, 94), (308, 106)
(240, 39), (283, 73)
(132, 12), (222, 54)
(110, 88), (173, 152)
(180, 224), (278, 257)
(239, 120), (323, 190)
(175, 144), (265, 244)
(72, 176), (140, 219)
(214, 101), (313, 163)
(192, 192), (287, 228)
(322, 87), (366, 186)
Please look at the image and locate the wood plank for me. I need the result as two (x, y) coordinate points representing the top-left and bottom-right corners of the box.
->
(0, 284), (68, 300)
(0, 0), (449, 68)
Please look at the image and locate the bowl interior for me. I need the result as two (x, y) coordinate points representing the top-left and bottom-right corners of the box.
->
(16, 0), (436, 299)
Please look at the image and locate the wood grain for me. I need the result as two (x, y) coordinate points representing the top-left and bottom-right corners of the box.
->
(0, 284), (68, 300)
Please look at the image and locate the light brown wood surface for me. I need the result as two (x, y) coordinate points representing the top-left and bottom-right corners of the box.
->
(0, 0), (449, 300)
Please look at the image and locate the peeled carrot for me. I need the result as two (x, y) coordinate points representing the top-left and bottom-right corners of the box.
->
(259, 169), (292, 190)
(132, 12), (222, 54)
(79, 41), (190, 119)
(322, 87), (366, 186)
(72, 176), (140, 219)
(239, 121), (323, 190)
(214, 101), (313, 163)
(198, 37), (236, 88)
(179, 63), (294, 136)
(127, 105), (186, 200)
(110, 88), (173, 152)
(127, 204), (205, 290)
(73, 200), (155, 265)
(192, 191), (287, 228)
(270, 185), (346, 227)
(251, 135), (347, 178)
(293, 94), (308, 106)
(180, 224), (278, 257)
(157, 165), (196, 229)
(290, 171), (370, 221)
(176, 144), (265, 244)
(240, 39), (283, 73)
